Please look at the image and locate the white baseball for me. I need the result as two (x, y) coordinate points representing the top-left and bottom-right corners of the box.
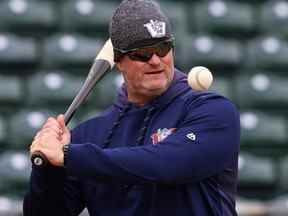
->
(187, 66), (213, 91)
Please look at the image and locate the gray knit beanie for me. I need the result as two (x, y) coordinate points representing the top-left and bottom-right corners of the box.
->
(109, 0), (172, 50)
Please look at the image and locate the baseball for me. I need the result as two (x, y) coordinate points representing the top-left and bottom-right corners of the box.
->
(187, 66), (213, 91)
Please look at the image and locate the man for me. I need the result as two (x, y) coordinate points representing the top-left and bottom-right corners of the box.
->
(24, 0), (240, 215)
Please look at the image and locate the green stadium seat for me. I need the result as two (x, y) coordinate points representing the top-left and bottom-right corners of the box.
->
(0, 196), (22, 215)
(0, 151), (31, 197)
(267, 195), (288, 216)
(191, 0), (256, 37)
(158, 1), (188, 37)
(8, 109), (54, 149)
(245, 36), (288, 70)
(0, 75), (22, 104)
(235, 73), (288, 109)
(60, 0), (117, 36)
(279, 156), (288, 191)
(87, 70), (123, 109)
(238, 153), (277, 188)
(209, 76), (234, 100)
(0, 115), (7, 147)
(0, 33), (38, 67)
(157, 1), (188, 67)
(236, 197), (268, 216)
(180, 34), (242, 71)
(26, 71), (83, 107)
(240, 111), (287, 147)
(258, 1), (288, 37)
(42, 33), (104, 68)
(0, 0), (57, 34)
(235, 0), (269, 2)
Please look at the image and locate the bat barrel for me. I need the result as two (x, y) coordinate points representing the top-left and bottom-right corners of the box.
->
(64, 60), (111, 124)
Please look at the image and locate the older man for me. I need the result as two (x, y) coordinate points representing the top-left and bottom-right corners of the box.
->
(24, 0), (240, 215)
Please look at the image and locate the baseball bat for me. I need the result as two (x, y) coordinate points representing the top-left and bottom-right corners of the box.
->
(31, 39), (115, 167)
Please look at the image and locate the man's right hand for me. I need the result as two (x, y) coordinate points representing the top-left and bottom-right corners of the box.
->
(30, 114), (71, 167)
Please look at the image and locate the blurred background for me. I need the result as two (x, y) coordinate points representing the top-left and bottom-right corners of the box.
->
(0, 0), (287, 215)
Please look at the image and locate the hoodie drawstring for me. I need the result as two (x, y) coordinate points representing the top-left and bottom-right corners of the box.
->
(103, 104), (130, 148)
(136, 106), (156, 146)
(103, 105), (156, 148)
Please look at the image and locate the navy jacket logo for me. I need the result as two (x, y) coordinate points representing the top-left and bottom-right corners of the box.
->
(151, 128), (176, 144)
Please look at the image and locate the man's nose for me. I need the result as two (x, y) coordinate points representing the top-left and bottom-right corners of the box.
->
(148, 54), (161, 65)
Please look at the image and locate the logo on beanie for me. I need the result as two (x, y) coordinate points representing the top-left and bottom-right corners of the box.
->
(144, 20), (166, 38)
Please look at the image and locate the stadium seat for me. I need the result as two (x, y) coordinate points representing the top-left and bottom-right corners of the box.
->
(236, 197), (268, 216)
(209, 76), (234, 100)
(235, 72), (288, 109)
(0, 151), (31, 197)
(42, 33), (104, 68)
(0, 115), (7, 147)
(60, 0), (117, 36)
(0, 0), (57, 34)
(0, 196), (22, 215)
(86, 70), (123, 109)
(191, 0), (256, 37)
(240, 111), (287, 148)
(8, 109), (54, 149)
(0, 75), (22, 104)
(157, 1), (188, 38)
(26, 71), (83, 107)
(157, 1), (188, 67)
(179, 34), (243, 71)
(258, 0), (288, 37)
(0, 33), (38, 68)
(279, 156), (288, 191)
(267, 194), (288, 216)
(238, 153), (277, 188)
(245, 36), (288, 70)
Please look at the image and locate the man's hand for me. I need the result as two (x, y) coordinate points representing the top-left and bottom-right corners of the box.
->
(30, 114), (71, 167)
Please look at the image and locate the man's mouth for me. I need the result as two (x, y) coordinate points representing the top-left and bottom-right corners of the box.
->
(145, 70), (164, 74)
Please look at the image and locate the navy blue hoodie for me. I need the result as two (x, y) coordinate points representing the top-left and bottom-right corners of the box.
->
(24, 69), (240, 216)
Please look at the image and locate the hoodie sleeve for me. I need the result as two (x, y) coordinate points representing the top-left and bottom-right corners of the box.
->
(23, 127), (85, 216)
(66, 96), (240, 184)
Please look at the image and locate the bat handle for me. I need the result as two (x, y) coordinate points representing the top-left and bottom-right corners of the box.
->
(31, 151), (49, 167)
(30, 113), (71, 167)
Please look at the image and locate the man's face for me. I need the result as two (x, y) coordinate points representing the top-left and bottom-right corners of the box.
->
(116, 49), (174, 106)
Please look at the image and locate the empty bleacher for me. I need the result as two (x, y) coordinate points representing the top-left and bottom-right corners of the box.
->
(0, 0), (287, 215)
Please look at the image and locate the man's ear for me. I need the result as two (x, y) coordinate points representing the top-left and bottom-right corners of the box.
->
(115, 62), (123, 73)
